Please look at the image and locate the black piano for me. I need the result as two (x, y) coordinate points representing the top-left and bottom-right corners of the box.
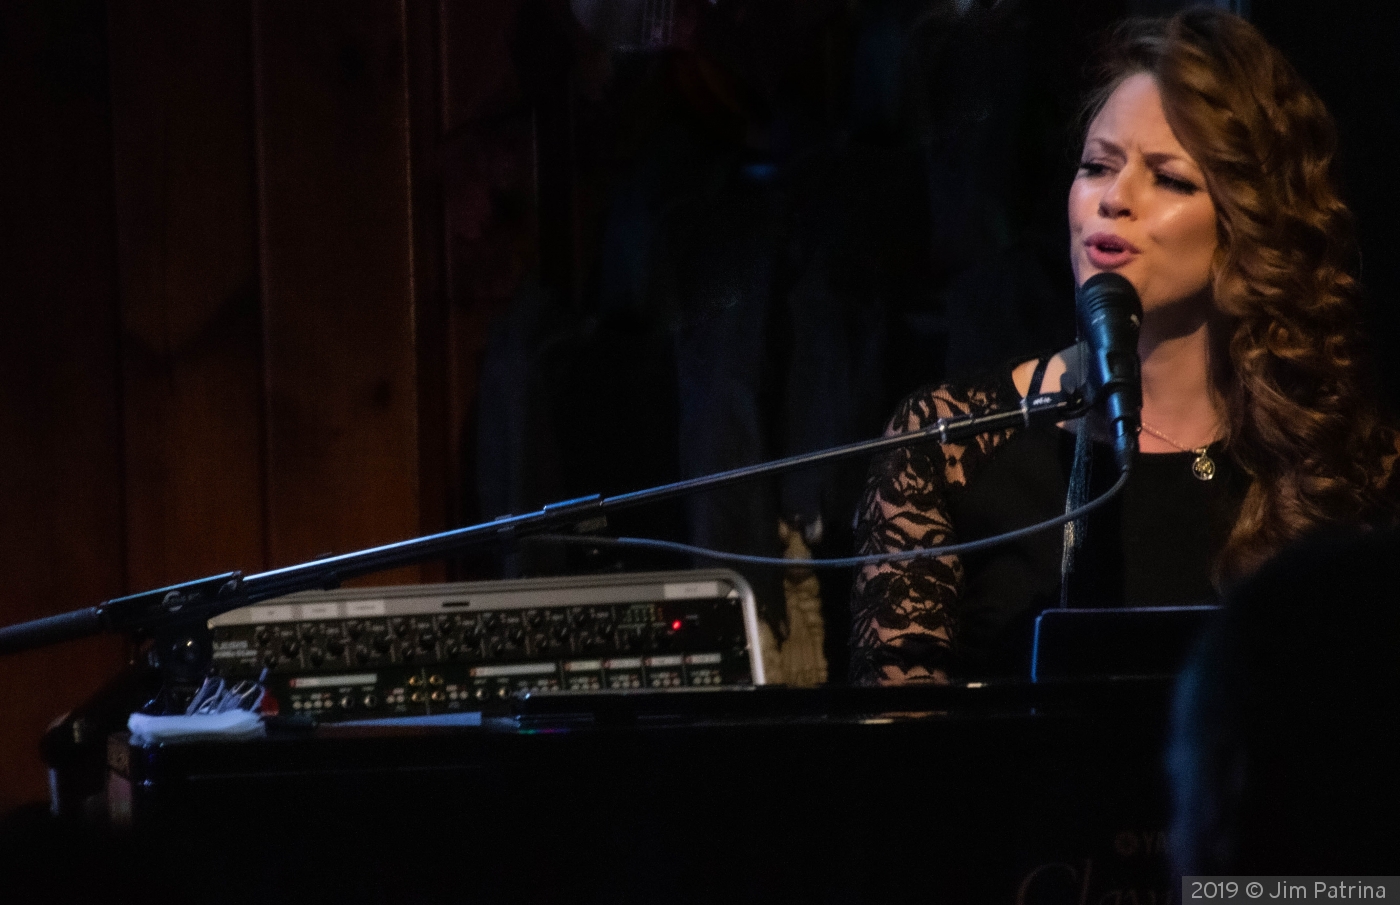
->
(42, 678), (1179, 905)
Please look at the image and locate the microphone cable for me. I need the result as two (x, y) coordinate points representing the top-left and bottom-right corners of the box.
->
(529, 459), (1132, 570)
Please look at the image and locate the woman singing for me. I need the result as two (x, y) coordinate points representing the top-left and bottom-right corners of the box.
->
(850, 9), (1399, 684)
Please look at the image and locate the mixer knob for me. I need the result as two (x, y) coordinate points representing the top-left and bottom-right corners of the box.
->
(354, 644), (372, 664)
(418, 632), (436, 651)
(445, 641), (462, 660)
(255, 627), (272, 645)
(325, 637), (346, 657)
(372, 635), (391, 655)
(392, 619), (410, 637)
(339, 694), (355, 710)
(362, 693), (379, 709)
(308, 648), (325, 667)
(429, 690), (446, 703)
(281, 639), (300, 657)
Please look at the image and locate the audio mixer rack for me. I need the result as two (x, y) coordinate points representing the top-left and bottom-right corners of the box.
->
(207, 569), (763, 720)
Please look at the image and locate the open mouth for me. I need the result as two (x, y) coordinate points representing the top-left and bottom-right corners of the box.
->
(1084, 232), (1138, 268)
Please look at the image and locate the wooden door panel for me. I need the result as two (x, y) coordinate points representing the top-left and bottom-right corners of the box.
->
(252, 0), (422, 583)
(108, 0), (268, 589)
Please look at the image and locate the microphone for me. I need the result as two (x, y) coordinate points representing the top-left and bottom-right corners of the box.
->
(1076, 272), (1143, 472)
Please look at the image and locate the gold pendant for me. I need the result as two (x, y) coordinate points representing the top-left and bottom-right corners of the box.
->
(1192, 447), (1216, 481)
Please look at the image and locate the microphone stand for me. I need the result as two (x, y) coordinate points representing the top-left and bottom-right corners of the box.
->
(0, 388), (1087, 661)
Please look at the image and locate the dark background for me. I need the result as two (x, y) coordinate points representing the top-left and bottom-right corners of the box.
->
(1, 0), (1395, 812)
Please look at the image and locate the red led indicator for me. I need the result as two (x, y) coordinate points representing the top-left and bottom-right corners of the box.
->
(670, 619), (683, 632)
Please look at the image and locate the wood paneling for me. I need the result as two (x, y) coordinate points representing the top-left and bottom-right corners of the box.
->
(405, 2), (450, 576)
(440, 0), (537, 542)
(439, 0), (526, 132)
(252, 0), (424, 582)
(0, 1), (128, 811)
(108, 0), (267, 589)
(0, 0), (523, 811)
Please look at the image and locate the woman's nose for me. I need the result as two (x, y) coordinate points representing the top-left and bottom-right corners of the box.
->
(1098, 171), (1135, 219)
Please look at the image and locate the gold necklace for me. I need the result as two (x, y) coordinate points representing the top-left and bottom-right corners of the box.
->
(1139, 420), (1218, 481)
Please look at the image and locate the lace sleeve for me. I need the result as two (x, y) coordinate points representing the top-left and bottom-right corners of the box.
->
(848, 378), (1016, 685)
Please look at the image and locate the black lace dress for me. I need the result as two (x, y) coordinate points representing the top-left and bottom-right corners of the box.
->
(849, 367), (1250, 683)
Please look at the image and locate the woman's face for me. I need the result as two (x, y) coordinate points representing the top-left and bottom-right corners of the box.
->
(1069, 73), (1219, 318)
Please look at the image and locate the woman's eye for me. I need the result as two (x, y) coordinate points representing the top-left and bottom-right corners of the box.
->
(1077, 161), (1109, 177)
(1155, 172), (1199, 194)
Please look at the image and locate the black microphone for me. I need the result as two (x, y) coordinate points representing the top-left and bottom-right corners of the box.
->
(1076, 272), (1143, 472)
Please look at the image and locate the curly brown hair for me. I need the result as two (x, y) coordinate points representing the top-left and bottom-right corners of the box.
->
(1085, 9), (1398, 582)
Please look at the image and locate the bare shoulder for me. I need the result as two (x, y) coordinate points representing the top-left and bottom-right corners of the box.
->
(886, 360), (1062, 438)
(1010, 350), (1071, 397)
